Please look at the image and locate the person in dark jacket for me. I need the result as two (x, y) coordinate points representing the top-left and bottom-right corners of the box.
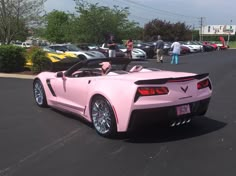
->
(155, 35), (164, 63)
(107, 35), (117, 58)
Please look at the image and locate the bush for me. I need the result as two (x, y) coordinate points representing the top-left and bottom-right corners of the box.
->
(31, 49), (52, 73)
(0, 45), (26, 73)
(25, 46), (42, 65)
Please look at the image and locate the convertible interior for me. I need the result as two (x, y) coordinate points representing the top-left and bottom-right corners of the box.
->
(61, 58), (159, 78)
(71, 69), (103, 77)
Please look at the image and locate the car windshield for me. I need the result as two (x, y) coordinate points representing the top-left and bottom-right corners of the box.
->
(117, 44), (126, 49)
(65, 44), (82, 51)
(42, 46), (57, 53)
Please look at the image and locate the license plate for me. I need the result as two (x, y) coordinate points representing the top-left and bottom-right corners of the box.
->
(176, 104), (191, 116)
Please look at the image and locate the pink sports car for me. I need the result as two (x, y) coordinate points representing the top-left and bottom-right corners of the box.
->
(33, 58), (212, 137)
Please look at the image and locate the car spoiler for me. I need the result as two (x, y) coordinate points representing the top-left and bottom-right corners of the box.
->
(134, 73), (209, 85)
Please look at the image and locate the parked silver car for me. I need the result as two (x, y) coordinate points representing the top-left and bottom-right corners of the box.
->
(49, 44), (106, 60)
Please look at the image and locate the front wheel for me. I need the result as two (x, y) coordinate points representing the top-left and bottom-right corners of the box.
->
(33, 79), (48, 107)
(78, 55), (87, 61)
(90, 95), (117, 137)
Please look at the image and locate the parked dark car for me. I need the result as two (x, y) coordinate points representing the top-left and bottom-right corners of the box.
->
(134, 42), (156, 59)
(195, 41), (214, 52)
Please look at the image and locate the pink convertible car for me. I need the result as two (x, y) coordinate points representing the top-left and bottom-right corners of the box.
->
(33, 58), (212, 137)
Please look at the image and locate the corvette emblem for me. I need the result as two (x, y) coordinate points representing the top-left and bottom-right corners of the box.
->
(181, 86), (188, 93)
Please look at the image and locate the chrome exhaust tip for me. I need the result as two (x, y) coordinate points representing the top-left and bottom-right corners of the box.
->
(171, 122), (176, 127)
(186, 118), (191, 123)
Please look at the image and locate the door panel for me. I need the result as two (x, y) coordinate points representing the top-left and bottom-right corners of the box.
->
(51, 77), (89, 115)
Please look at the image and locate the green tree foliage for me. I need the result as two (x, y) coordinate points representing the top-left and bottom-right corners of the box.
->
(45, 10), (72, 43)
(0, 0), (46, 44)
(31, 48), (51, 73)
(144, 19), (192, 41)
(74, 0), (142, 43)
(42, 1), (194, 44)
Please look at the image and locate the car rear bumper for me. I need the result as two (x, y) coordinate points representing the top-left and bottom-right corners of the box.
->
(128, 98), (210, 130)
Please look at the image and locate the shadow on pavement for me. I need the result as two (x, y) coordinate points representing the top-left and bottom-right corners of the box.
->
(50, 108), (226, 143)
(123, 116), (226, 143)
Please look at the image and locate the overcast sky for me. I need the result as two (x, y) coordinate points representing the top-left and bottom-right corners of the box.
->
(44, 0), (235, 28)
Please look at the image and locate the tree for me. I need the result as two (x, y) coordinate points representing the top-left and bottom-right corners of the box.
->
(45, 10), (72, 43)
(0, 0), (46, 44)
(74, 0), (142, 43)
(144, 19), (192, 41)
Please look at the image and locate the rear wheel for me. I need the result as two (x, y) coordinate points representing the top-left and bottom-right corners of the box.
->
(33, 79), (48, 107)
(90, 95), (117, 137)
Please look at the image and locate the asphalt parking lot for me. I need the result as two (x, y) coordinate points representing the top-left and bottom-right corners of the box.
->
(0, 50), (236, 176)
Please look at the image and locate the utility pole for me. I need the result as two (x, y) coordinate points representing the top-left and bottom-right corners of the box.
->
(227, 19), (232, 46)
(191, 24), (195, 41)
(199, 17), (204, 41)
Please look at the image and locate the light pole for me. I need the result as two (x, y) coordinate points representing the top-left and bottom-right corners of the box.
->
(227, 19), (232, 46)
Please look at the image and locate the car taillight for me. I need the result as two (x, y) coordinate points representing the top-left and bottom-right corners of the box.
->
(137, 87), (169, 96)
(134, 87), (169, 102)
(197, 79), (211, 90)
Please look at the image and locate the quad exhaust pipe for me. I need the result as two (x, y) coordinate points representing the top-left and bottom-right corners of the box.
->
(170, 118), (191, 127)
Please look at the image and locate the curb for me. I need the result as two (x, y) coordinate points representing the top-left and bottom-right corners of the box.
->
(0, 73), (35, 79)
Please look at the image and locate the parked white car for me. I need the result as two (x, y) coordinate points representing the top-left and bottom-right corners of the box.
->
(49, 44), (106, 60)
(181, 41), (203, 53)
(13, 42), (32, 48)
(118, 44), (147, 60)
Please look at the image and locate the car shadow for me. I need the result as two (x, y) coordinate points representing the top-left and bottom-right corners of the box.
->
(51, 108), (94, 128)
(50, 109), (226, 143)
(122, 116), (227, 143)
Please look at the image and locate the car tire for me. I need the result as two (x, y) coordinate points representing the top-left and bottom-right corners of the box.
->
(33, 79), (48, 107)
(78, 55), (87, 61)
(90, 95), (117, 137)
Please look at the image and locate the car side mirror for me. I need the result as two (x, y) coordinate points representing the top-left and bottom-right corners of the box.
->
(57, 71), (63, 77)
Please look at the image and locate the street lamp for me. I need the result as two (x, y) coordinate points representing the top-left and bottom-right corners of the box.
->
(227, 19), (232, 46)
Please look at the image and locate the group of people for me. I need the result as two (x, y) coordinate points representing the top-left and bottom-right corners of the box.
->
(107, 35), (133, 59)
(155, 35), (181, 64)
(107, 34), (181, 64)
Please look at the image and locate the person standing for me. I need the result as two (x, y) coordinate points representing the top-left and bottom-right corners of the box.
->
(155, 35), (164, 63)
(107, 35), (116, 58)
(170, 38), (181, 64)
(125, 38), (133, 59)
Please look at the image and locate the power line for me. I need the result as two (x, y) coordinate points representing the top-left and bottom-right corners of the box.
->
(88, 0), (200, 26)
(115, 0), (199, 26)
(122, 0), (199, 19)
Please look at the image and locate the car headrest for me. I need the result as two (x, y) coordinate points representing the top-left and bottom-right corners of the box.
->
(100, 62), (112, 75)
(129, 65), (143, 72)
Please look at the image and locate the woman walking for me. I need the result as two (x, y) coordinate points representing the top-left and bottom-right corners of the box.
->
(171, 38), (181, 64)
